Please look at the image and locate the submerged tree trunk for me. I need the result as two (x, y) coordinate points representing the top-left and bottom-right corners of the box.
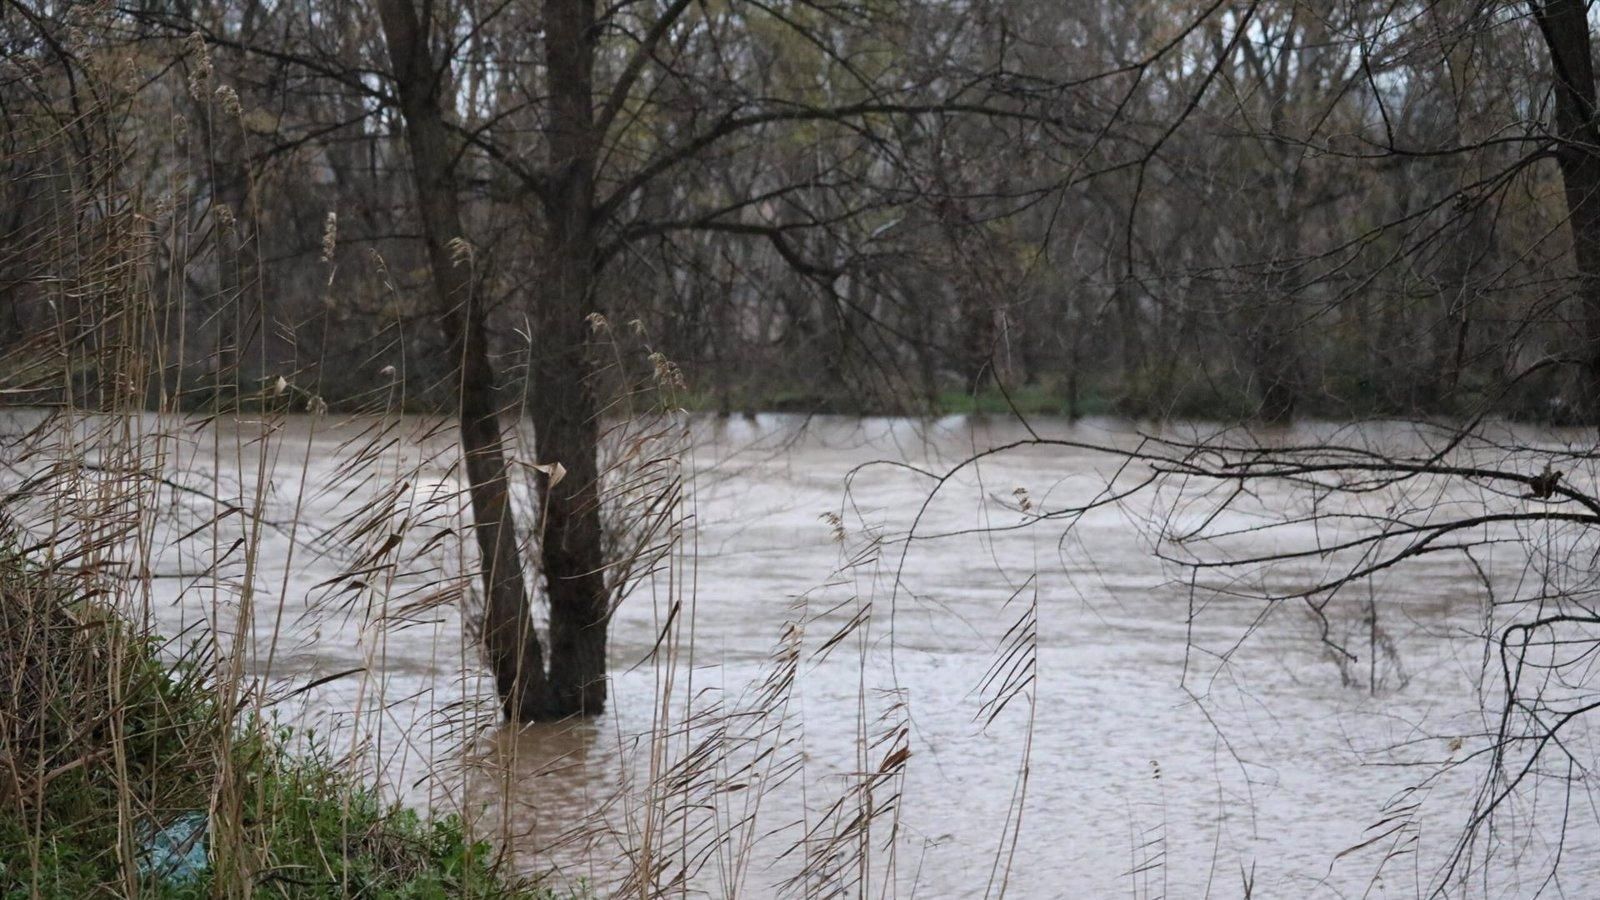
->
(1533, 0), (1600, 426)
(537, 0), (611, 716)
(375, 0), (551, 720)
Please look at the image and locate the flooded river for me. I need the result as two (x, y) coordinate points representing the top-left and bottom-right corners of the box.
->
(9, 411), (1599, 897)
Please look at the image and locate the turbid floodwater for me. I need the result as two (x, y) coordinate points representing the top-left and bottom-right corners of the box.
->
(6, 410), (1597, 897)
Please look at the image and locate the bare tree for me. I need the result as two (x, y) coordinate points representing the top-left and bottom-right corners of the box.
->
(1531, 0), (1600, 426)
(375, 0), (551, 719)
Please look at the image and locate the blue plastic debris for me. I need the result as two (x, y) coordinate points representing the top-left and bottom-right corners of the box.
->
(137, 811), (208, 883)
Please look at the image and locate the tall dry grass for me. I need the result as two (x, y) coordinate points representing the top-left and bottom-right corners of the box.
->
(0, 17), (1041, 900)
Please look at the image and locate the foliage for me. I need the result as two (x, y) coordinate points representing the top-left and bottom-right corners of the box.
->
(0, 542), (553, 899)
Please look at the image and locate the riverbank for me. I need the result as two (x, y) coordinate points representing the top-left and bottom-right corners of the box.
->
(0, 541), (558, 898)
(96, 363), (1561, 425)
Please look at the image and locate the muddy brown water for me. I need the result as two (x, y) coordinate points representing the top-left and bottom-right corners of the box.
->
(10, 410), (1600, 896)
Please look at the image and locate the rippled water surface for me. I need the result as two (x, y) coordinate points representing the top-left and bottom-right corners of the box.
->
(16, 411), (1600, 897)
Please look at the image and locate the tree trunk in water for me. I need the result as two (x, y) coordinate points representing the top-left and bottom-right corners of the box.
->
(375, 0), (551, 721)
(538, 0), (610, 716)
(1534, 0), (1600, 427)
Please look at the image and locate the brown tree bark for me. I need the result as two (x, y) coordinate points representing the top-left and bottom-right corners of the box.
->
(375, 0), (551, 720)
(1531, 0), (1600, 426)
(536, 0), (611, 716)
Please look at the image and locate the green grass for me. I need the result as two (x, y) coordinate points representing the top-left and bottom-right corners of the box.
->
(0, 543), (560, 899)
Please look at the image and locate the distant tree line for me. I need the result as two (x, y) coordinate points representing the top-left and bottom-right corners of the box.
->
(5, 2), (1597, 423)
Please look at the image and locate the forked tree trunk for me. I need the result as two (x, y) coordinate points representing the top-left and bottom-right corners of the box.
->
(537, 0), (611, 716)
(1533, 0), (1600, 427)
(375, 0), (551, 720)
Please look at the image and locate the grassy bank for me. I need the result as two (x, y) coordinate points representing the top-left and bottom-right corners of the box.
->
(0, 542), (551, 899)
